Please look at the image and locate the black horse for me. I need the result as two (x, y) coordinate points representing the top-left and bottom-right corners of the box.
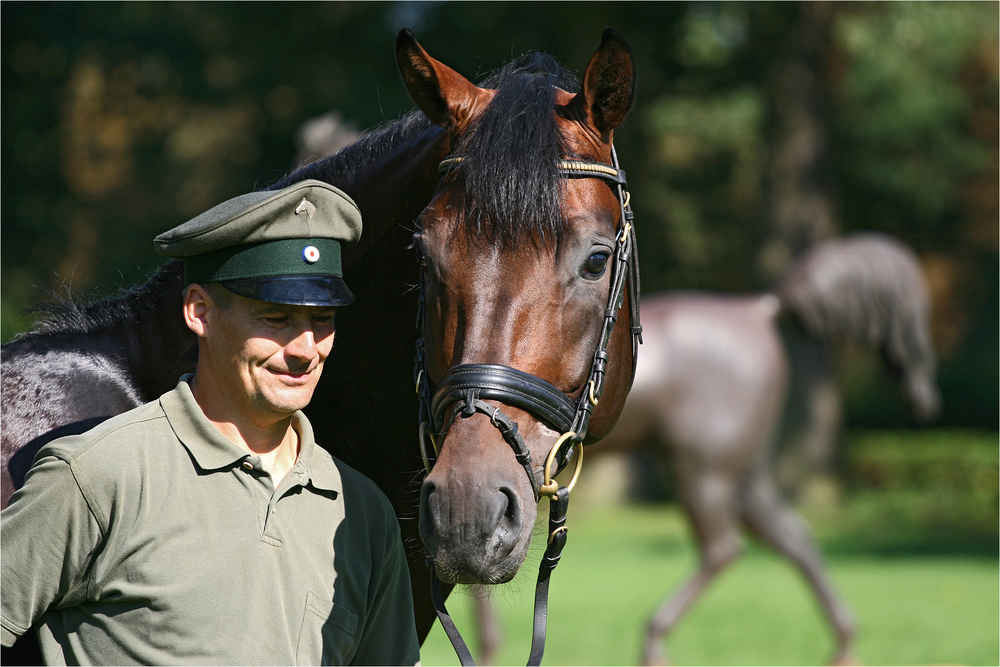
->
(1, 261), (197, 507)
(3, 29), (639, 664)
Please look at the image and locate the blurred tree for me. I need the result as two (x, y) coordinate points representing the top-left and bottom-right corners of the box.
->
(758, 1), (840, 279)
(1, 2), (406, 323)
(830, 1), (998, 426)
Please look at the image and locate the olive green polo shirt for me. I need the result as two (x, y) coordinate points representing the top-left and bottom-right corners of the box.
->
(1, 376), (419, 666)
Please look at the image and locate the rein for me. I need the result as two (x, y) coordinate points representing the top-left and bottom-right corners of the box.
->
(413, 145), (641, 666)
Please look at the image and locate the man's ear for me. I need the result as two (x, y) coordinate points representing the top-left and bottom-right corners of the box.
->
(183, 284), (211, 338)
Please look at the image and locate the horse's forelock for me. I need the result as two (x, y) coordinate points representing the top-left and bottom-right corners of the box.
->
(452, 53), (581, 251)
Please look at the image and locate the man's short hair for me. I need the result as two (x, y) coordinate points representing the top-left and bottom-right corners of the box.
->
(200, 282), (235, 311)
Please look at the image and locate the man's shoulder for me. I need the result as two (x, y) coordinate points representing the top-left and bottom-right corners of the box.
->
(320, 450), (382, 495)
(39, 400), (168, 466)
(318, 451), (397, 518)
(22, 401), (172, 520)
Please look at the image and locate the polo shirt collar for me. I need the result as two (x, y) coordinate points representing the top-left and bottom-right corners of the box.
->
(288, 410), (340, 494)
(160, 375), (340, 494)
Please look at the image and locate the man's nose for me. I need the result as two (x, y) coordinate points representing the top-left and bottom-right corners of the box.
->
(285, 326), (319, 360)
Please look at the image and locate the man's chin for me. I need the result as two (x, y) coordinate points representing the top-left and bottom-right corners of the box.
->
(261, 384), (319, 415)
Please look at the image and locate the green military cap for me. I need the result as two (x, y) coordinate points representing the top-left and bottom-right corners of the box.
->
(154, 180), (361, 307)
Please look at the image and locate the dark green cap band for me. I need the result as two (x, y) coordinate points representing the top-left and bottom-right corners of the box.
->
(183, 238), (343, 286)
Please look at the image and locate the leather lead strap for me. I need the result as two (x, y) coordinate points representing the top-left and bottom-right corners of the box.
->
(527, 487), (570, 665)
(430, 565), (476, 666)
(433, 487), (570, 667)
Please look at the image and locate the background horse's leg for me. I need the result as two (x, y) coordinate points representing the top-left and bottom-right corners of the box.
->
(643, 463), (743, 666)
(777, 335), (843, 501)
(471, 585), (502, 665)
(741, 463), (857, 665)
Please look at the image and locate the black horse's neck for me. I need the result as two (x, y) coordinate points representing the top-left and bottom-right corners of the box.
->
(269, 115), (450, 474)
(272, 113), (446, 266)
(10, 260), (196, 403)
(120, 261), (198, 399)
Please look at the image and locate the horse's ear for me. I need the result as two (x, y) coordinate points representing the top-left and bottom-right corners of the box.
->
(572, 27), (637, 139)
(395, 29), (489, 131)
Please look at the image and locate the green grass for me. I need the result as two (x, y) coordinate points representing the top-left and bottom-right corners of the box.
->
(419, 504), (999, 666)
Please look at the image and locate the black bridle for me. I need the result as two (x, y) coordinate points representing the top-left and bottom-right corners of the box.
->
(413, 145), (641, 666)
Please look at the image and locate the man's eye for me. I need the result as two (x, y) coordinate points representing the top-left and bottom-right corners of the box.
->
(583, 252), (610, 278)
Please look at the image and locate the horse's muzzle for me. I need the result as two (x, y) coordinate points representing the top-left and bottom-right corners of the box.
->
(418, 414), (537, 584)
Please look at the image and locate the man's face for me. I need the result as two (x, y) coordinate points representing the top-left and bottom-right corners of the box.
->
(200, 290), (337, 421)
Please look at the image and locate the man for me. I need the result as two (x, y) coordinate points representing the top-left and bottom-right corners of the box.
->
(1, 180), (420, 665)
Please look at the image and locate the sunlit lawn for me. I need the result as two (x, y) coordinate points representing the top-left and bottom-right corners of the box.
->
(419, 503), (998, 666)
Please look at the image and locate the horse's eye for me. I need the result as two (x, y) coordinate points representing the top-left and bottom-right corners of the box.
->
(583, 252), (609, 278)
(410, 237), (428, 267)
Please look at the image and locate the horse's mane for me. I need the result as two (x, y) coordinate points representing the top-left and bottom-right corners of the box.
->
(776, 232), (935, 373)
(452, 52), (581, 250)
(9, 260), (186, 340)
(11, 112), (437, 342)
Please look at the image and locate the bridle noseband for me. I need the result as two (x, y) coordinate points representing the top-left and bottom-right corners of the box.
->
(414, 145), (641, 666)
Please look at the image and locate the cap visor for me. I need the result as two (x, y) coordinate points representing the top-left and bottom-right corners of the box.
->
(220, 275), (355, 307)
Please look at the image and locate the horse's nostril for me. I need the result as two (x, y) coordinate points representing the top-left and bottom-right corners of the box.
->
(498, 485), (520, 526)
(418, 479), (440, 551)
(419, 479), (437, 518)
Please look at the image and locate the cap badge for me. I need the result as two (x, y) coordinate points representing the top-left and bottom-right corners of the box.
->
(302, 245), (321, 264)
(295, 198), (317, 220)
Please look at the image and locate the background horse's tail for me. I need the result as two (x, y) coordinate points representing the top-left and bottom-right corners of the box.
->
(773, 232), (941, 421)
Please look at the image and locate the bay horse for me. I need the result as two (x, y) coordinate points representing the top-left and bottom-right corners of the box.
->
(467, 232), (939, 666)
(2, 28), (638, 664)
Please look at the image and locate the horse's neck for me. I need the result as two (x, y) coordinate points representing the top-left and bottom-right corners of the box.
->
(121, 262), (198, 401)
(352, 132), (448, 261)
(284, 123), (448, 265)
(279, 122), (449, 496)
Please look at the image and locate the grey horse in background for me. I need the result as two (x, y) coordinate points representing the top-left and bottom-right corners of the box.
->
(470, 232), (939, 666)
(626, 232), (938, 665)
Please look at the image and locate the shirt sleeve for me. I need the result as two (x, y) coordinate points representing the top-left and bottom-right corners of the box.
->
(1, 453), (103, 647)
(349, 522), (421, 666)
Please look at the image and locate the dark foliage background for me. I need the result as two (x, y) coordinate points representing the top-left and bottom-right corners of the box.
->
(2, 1), (996, 428)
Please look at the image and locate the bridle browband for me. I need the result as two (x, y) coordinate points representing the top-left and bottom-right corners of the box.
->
(414, 145), (641, 666)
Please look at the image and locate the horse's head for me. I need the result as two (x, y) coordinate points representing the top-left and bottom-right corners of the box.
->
(398, 29), (639, 584)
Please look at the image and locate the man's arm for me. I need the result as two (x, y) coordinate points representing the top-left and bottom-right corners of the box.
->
(1, 453), (103, 646)
(349, 526), (421, 666)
